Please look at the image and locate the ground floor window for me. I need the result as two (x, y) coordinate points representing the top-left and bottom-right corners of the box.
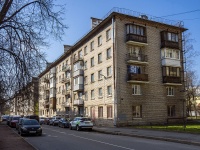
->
(168, 105), (175, 117)
(132, 105), (142, 118)
(107, 106), (113, 118)
(98, 106), (103, 118)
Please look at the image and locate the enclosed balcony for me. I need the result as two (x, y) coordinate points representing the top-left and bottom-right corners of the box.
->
(126, 34), (147, 46)
(126, 53), (148, 64)
(62, 101), (70, 107)
(127, 73), (149, 83)
(73, 69), (84, 77)
(73, 56), (83, 63)
(73, 98), (84, 106)
(163, 76), (181, 85)
(73, 84), (84, 91)
(160, 31), (180, 49)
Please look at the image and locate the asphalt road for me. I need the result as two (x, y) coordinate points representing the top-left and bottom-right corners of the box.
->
(13, 125), (200, 150)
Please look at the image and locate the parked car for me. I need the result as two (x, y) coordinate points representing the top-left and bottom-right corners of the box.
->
(69, 117), (93, 131)
(7, 116), (12, 126)
(58, 118), (70, 128)
(10, 116), (21, 128)
(51, 116), (61, 126)
(16, 118), (25, 130)
(24, 115), (39, 122)
(1, 115), (9, 122)
(18, 119), (42, 136)
(45, 117), (52, 125)
(39, 117), (46, 125)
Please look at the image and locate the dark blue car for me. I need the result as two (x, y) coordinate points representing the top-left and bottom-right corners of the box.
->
(58, 118), (69, 128)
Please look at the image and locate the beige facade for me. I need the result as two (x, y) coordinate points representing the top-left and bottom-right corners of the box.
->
(38, 9), (187, 126)
(10, 77), (39, 116)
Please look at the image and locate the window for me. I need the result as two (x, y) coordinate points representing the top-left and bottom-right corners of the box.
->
(91, 57), (94, 67)
(163, 67), (180, 77)
(107, 106), (112, 118)
(126, 24), (145, 36)
(132, 85), (141, 95)
(91, 90), (95, 99)
(84, 61), (87, 70)
(90, 41), (94, 51)
(107, 86), (112, 96)
(84, 76), (88, 84)
(106, 29), (111, 41)
(98, 70), (102, 80)
(84, 46), (88, 55)
(98, 88), (102, 97)
(167, 32), (178, 42)
(98, 35), (102, 46)
(85, 107), (88, 116)
(98, 53), (102, 64)
(164, 49), (180, 59)
(167, 87), (174, 96)
(78, 50), (82, 59)
(168, 105), (175, 117)
(107, 48), (111, 59)
(85, 92), (88, 101)
(132, 105), (142, 118)
(98, 107), (103, 118)
(107, 66), (112, 77)
(91, 73), (94, 83)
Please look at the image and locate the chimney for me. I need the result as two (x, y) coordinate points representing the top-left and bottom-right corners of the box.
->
(91, 17), (102, 29)
(64, 45), (71, 53)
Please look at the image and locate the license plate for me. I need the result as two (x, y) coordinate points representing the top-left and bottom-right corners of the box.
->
(29, 131), (36, 133)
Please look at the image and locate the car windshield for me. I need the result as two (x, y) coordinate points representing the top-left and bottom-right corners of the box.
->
(80, 118), (91, 121)
(12, 117), (20, 120)
(23, 120), (39, 125)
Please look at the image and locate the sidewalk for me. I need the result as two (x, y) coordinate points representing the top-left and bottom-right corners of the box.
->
(0, 122), (35, 150)
(93, 126), (200, 146)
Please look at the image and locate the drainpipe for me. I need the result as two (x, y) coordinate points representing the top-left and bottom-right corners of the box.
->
(112, 16), (117, 126)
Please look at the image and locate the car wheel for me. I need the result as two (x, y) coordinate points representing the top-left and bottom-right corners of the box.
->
(76, 125), (81, 131)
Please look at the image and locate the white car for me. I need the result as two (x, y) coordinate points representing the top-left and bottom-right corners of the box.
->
(69, 117), (93, 131)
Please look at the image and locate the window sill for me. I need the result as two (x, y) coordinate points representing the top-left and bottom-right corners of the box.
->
(91, 81), (95, 84)
(106, 38), (111, 42)
(98, 61), (102, 64)
(98, 96), (103, 99)
(107, 95), (112, 97)
(107, 118), (113, 120)
(90, 49), (94, 52)
(91, 66), (94, 68)
(132, 94), (142, 96)
(84, 53), (88, 56)
(91, 98), (95, 100)
(98, 44), (102, 47)
(167, 95), (174, 96)
(132, 117), (142, 120)
(106, 57), (112, 60)
(98, 78), (103, 81)
(106, 75), (112, 79)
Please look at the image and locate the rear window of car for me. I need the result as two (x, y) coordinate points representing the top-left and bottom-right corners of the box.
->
(81, 118), (91, 121)
(23, 120), (39, 125)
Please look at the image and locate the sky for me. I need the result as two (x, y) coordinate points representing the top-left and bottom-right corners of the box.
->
(45, 0), (200, 77)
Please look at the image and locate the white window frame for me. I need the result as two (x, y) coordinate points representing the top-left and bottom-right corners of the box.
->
(132, 85), (141, 95)
(167, 86), (174, 96)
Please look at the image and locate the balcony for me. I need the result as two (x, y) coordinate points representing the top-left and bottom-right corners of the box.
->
(161, 41), (179, 49)
(43, 94), (49, 100)
(43, 86), (50, 91)
(73, 84), (84, 91)
(43, 102), (49, 109)
(62, 101), (70, 107)
(126, 53), (148, 64)
(62, 89), (70, 95)
(62, 65), (71, 72)
(73, 69), (84, 77)
(49, 98), (56, 110)
(127, 73), (149, 83)
(126, 34), (148, 46)
(73, 56), (83, 63)
(73, 98), (84, 106)
(43, 77), (49, 83)
(60, 78), (66, 83)
(163, 76), (182, 85)
(50, 73), (56, 78)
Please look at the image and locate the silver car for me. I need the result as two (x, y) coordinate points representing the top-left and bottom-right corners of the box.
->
(69, 117), (93, 131)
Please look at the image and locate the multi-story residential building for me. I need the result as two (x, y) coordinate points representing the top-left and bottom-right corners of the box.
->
(38, 8), (187, 126)
(10, 77), (39, 116)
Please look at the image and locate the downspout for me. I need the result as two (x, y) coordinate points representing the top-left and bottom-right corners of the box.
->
(112, 16), (117, 126)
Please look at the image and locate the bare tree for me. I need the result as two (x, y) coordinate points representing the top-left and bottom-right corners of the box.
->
(0, 0), (67, 105)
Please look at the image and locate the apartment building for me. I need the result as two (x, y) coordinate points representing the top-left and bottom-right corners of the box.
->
(10, 77), (39, 116)
(38, 8), (187, 126)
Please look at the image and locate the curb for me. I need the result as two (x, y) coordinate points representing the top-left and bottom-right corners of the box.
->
(9, 125), (38, 150)
(93, 129), (200, 147)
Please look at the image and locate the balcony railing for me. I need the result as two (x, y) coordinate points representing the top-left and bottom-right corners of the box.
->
(127, 73), (148, 82)
(161, 41), (179, 49)
(62, 65), (71, 72)
(73, 98), (84, 106)
(126, 53), (148, 63)
(163, 76), (181, 84)
(62, 89), (70, 95)
(73, 56), (83, 63)
(43, 77), (50, 83)
(126, 34), (147, 44)
(62, 101), (70, 107)
(73, 84), (84, 91)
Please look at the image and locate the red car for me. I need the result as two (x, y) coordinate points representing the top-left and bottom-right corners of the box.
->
(10, 116), (21, 128)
